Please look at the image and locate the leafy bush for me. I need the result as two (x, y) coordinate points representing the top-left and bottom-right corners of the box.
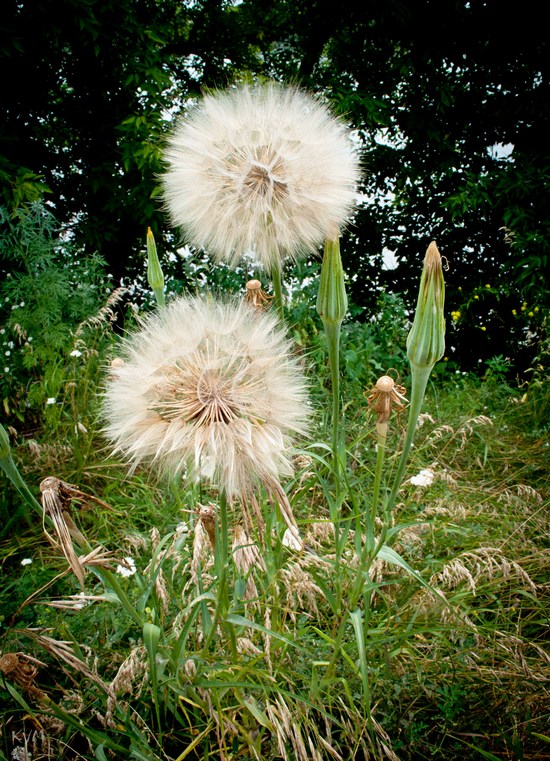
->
(0, 204), (113, 423)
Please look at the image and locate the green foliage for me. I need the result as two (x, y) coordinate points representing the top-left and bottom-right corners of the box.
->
(0, 203), (112, 422)
(1, 368), (548, 760)
(342, 292), (409, 389)
(1, 253), (548, 759)
(1, 1), (548, 372)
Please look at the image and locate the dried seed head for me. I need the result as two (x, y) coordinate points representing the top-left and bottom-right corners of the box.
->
(366, 375), (408, 437)
(197, 503), (216, 549)
(0, 652), (46, 701)
(102, 296), (310, 496)
(162, 82), (360, 272)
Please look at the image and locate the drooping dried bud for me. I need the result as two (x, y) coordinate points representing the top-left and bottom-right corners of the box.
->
(0, 652), (46, 701)
(197, 503), (217, 549)
(366, 375), (408, 439)
(146, 227), (165, 307)
(316, 236), (348, 327)
(406, 241), (446, 371)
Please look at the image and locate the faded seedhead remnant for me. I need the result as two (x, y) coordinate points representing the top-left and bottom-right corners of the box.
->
(0, 652), (46, 701)
(162, 82), (360, 271)
(366, 375), (408, 437)
(39, 477), (112, 587)
(245, 279), (272, 310)
(102, 297), (310, 497)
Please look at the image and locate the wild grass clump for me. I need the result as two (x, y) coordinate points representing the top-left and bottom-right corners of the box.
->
(1, 82), (549, 761)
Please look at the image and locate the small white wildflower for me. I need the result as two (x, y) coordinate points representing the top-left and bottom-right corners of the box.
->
(4, 367), (9, 373)
(116, 557), (137, 577)
(46, 397), (56, 405)
(409, 468), (435, 487)
(70, 349), (83, 357)
(21, 557), (33, 566)
(11, 747), (31, 761)
(74, 591), (90, 609)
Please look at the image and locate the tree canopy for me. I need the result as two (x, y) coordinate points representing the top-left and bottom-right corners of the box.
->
(1, 0), (548, 371)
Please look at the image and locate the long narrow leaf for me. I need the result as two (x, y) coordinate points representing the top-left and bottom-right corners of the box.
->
(377, 545), (448, 603)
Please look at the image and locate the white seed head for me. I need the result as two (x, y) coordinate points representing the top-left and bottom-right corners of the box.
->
(162, 82), (361, 271)
(102, 297), (310, 496)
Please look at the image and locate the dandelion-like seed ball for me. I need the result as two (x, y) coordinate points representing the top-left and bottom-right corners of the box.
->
(162, 82), (361, 271)
(102, 297), (310, 497)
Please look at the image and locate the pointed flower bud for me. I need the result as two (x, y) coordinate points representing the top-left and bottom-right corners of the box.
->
(406, 241), (446, 371)
(146, 227), (165, 307)
(316, 236), (348, 327)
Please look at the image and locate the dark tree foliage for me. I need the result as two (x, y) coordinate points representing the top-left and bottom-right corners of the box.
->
(1, 0), (262, 278)
(1, 0), (548, 371)
(245, 0), (549, 370)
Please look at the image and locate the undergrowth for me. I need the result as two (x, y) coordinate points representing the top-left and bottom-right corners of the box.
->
(1, 331), (548, 760)
(0, 211), (548, 761)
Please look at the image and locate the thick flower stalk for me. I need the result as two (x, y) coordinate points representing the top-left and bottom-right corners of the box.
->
(102, 297), (310, 499)
(388, 241), (446, 510)
(162, 82), (360, 274)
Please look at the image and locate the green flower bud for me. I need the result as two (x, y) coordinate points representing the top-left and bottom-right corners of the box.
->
(146, 227), (166, 307)
(316, 236), (348, 326)
(407, 241), (446, 371)
(0, 423), (11, 460)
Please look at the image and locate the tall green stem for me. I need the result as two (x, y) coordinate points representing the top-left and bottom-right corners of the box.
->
(206, 491), (237, 656)
(325, 321), (344, 502)
(387, 365), (431, 511)
(271, 260), (285, 321)
(370, 430), (387, 533)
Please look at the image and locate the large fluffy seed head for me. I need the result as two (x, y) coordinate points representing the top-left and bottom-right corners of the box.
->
(162, 82), (361, 271)
(102, 297), (310, 496)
